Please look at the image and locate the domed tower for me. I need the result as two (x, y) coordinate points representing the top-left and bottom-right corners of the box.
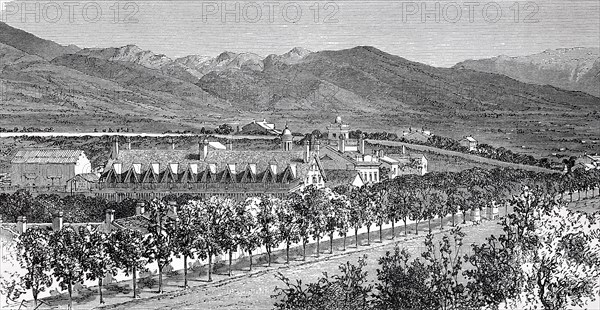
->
(281, 125), (293, 151)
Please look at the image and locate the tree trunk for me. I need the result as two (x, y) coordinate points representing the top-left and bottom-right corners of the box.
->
(379, 224), (383, 243)
(286, 242), (290, 264)
(303, 239), (307, 260)
(330, 232), (334, 254)
(391, 221), (395, 239)
(267, 245), (272, 267)
(32, 288), (38, 309)
(183, 255), (188, 288)
(228, 250), (233, 276)
(249, 250), (253, 271)
(440, 215), (444, 230)
(158, 264), (163, 293)
(343, 233), (346, 251)
(316, 236), (320, 258)
(354, 227), (359, 247)
(133, 266), (138, 298)
(428, 218), (431, 233)
(404, 217), (407, 236)
(462, 211), (467, 224)
(367, 226), (371, 245)
(208, 250), (213, 282)
(415, 220), (419, 235)
(68, 277), (73, 310)
(452, 213), (455, 227)
(98, 278), (104, 304)
(578, 190), (581, 200)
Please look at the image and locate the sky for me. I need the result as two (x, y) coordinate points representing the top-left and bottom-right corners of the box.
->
(0, 0), (598, 67)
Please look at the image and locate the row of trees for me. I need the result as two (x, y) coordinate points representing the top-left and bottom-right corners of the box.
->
(346, 128), (563, 170)
(4, 167), (599, 308)
(273, 190), (600, 310)
(0, 191), (139, 223)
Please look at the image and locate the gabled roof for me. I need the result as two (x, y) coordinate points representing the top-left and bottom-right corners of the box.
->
(68, 173), (99, 183)
(324, 169), (362, 186)
(386, 153), (426, 162)
(319, 146), (380, 170)
(114, 215), (151, 234)
(461, 136), (477, 142)
(104, 146), (322, 183)
(11, 149), (85, 164)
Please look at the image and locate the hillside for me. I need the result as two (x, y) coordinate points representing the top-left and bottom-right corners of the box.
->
(199, 46), (599, 113)
(454, 48), (600, 97)
(0, 22), (79, 60)
(1, 22), (599, 157)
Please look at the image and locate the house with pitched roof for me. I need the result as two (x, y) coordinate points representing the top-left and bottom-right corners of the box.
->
(318, 136), (381, 185)
(99, 132), (325, 201)
(379, 148), (428, 177)
(240, 119), (282, 135)
(10, 149), (92, 187)
(459, 136), (478, 151)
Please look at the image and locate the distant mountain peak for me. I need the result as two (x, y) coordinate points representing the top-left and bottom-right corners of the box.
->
(286, 47), (312, 57)
(454, 47), (600, 97)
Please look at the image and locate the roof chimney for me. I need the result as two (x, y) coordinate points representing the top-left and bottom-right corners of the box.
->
(16, 216), (27, 234)
(127, 137), (132, 150)
(111, 136), (120, 159)
(303, 140), (310, 163)
(171, 138), (176, 150)
(358, 134), (365, 154)
(338, 135), (346, 153)
(52, 212), (63, 231)
(314, 139), (321, 157)
(202, 138), (209, 160)
(227, 140), (233, 150)
(136, 202), (145, 216)
(402, 145), (406, 155)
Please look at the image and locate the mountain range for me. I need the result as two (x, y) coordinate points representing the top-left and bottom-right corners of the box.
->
(0, 21), (599, 157)
(454, 48), (600, 97)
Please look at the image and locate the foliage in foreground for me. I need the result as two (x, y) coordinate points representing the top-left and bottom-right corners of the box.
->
(272, 191), (600, 310)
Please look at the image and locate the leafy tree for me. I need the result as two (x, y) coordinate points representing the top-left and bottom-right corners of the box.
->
(275, 198), (301, 264)
(373, 246), (438, 310)
(81, 228), (114, 304)
(192, 197), (228, 281)
(143, 199), (176, 293)
(465, 234), (524, 309)
(16, 227), (53, 308)
(219, 200), (239, 276)
(420, 228), (468, 310)
(255, 196), (281, 265)
(49, 226), (87, 310)
(108, 228), (148, 298)
(1, 190), (36, 222)
(273, 256), (372, 310)
(348, 187), (367, 247)
(371, 183), (389, 242)
(389, 176), (416, 236)
(289, 192), (312, 260)
(511, 192), (600, 310)
(238, 199), (261, 270)
(173, 202), (204, 287)
(303, 186), (330, 257)
(332, 193), (351, 251)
